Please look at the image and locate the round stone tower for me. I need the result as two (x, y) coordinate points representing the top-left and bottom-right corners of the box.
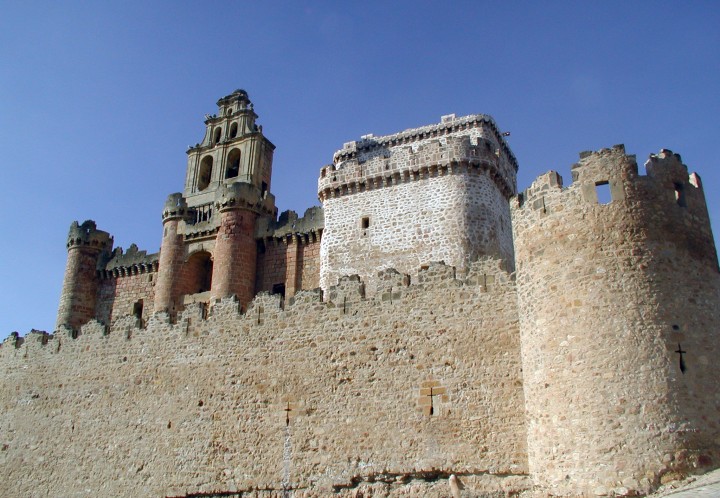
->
(512, 145), (720, 496)
(153, 193), (188, 314)
(56, 220), (112, 332)
(210, 182), (263, 307)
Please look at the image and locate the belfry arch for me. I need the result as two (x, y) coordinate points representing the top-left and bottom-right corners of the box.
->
(197, 156), (213, 191)
(182, 250), (213, 295)
(225, 148), (241, 179)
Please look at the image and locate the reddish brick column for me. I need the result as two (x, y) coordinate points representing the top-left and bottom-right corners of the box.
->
(154, 194), (188, 314)
(154, 218), (184, 313)
(211, 207), (257, 307)
(56, 221), (112, 332)
(284, 235), (300, 298)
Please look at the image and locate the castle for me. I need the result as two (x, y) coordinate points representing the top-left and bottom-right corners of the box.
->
(1, 90), (718, 497)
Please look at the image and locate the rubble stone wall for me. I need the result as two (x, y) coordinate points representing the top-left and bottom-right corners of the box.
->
(321, 172), (513, 294)
(0, 261), (529, 498)
(299, 238), (321, 290)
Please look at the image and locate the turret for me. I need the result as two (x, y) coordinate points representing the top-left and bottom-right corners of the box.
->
(210, 182), (263, 308)
(512, 145), (720, 495)
(56, 220), (112, 332)
(153, 193), (188, 314)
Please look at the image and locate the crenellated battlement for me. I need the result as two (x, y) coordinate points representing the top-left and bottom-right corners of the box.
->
(515, 145), (709, 220)
(4, 260), (514, 357)
(66, 220), (113, 250)
(255, 206), (324, 241)
(99, 244), (159, 279)
(331, 113), (517, 168)
(319, 131), (516, 201)
(162, 192), (189, 222)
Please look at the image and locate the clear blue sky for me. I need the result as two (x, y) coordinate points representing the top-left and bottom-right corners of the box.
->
(1, 1), (718, 338)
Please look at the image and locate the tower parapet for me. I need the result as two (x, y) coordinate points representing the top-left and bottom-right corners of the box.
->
(161, 192), (188, 222)
(512, 145), (720, 496)
(318, 114), (517, 202)
(56, 220), (112, 332)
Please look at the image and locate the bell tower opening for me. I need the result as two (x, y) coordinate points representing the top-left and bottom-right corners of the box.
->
(226, 149), (241, 179)
(198, 156), (213, 191)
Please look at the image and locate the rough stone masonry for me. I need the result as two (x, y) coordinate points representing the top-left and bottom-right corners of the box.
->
(1, 90), (719, 497)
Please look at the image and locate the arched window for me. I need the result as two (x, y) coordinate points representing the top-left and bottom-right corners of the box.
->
(198, 156), (213, 191)
(213, 127), (222, 144)
(225, 149), (241, 179)
(185, 251), (213, 294)
(229, 122), (238, 139)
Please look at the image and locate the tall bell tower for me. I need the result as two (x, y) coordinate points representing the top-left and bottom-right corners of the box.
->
(153, 90), (276, 316)
(183, 89), (276, 206)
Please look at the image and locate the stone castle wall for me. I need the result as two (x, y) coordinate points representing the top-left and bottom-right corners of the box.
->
(15, 86), (720, 498)
(0, 261), (529, 497)
(321, 172), (513, 294)
(512, 146), (720, 496)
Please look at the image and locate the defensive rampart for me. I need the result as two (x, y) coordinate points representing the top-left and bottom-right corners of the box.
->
(0, 260), (529, 497)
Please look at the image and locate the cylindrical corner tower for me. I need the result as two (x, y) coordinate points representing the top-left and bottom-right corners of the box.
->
(512, 146), (720, 496)
(56, 220), (112, 331)
(210, 182), (262, 307)
(154, 193), (188, 314)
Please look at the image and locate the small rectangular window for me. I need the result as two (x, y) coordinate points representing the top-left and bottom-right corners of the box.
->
(361, 217), (370, 229)
(595, 181), (612, 204)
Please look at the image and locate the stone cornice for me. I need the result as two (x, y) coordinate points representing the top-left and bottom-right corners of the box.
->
(186, 132), (275, 154)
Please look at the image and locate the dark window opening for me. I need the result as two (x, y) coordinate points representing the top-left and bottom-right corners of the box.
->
(213, 127), (222, 144)
(674, 182), (687, 207)
(261, 181), (268, 198)
(133, 300), (143, 319)
(272, 283), (286, 298)
(226, 149), (241, 179)
(229, 122), (238, 139)
(361, 216), (370, 229)
(198, 156), (213, 191)
(595, 181), (612, 204)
